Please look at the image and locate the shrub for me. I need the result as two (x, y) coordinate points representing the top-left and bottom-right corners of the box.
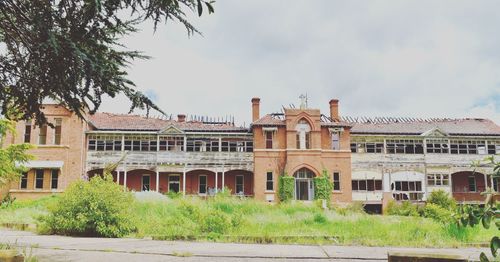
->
(420, 203), (453, 224)
(427, 190), (456, 210)
(313, 212), (328, 224)
(166, 191), (182, 199)
(385, 201), (419, 217)
(278, 175), (294, 202)
(200, 209), (231, 234)
(334, 202), (366, 215)
(39, 175), (136, 237)
(314, 170), (333, 202)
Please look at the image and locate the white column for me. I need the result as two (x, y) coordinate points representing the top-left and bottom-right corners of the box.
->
(156, 169), (160, 192)
(222, 167), (225, 192)
(484, 172), (489, 191)
(117, 170), (120, 185)
(123, 169), (127, 190)
(182, 166), (186, 195)
(215, 169), (218, 193)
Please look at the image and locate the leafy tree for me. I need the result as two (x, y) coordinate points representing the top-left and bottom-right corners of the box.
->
(456, 156), (499, 262)
(0, 119), (33, 186)
(0, 0), (215, 126)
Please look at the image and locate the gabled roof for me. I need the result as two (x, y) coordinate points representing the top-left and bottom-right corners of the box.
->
(88, 113), (250, 133)
(345, 117), (500, 136)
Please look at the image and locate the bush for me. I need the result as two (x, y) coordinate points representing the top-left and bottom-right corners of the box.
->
(166, 191), (182, 199)
(334, 202), (366, 215)
(314, 170), (333, 202)
(385, 201), (419, 217)
(420, 203), (453, 224)
(278, 175), (294, 202)
(427, 190), (456, 210)
(313, 212), (328, 224)
(39, 175), (136, 237)
(200, 209), (231, 234)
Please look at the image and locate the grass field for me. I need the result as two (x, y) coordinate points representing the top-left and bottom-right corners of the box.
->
(0, 193), (496, 247)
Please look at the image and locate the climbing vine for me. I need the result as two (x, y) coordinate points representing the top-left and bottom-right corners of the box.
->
(278, 174), (294, 202)
(314, 170), (333, 202)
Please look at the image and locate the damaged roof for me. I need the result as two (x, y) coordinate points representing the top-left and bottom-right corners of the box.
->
(251, 113), (352, 127)
(88, 113), (250, 133)
(344, 117), (500, 136)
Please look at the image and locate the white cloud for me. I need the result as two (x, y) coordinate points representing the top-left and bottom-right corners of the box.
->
(99, 1), (500, 125)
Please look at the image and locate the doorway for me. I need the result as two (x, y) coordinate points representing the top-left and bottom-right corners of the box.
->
(294, 168), (315, 200)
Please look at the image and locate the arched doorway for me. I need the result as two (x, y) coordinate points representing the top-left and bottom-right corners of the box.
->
(294, 168), (315, 200)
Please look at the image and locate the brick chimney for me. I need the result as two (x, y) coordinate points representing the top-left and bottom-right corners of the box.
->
(177, 114), (186, 122)
(329, 99), (339, 121)
(251, 97), (260, 122)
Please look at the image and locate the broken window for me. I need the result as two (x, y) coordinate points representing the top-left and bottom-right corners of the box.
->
(88, 135), (122, 151)
(123, 135), (156, 151)
(296, 119), (311, 150)
(386, 139), (424, 154)
(331, 132), (340, 150)
(350, 138), (384, 153)
(486, 141), (500, 155)
(450, 140), (486, 155)
(427, 174), (449, 186)
(159, 136), (184, 151)
(426, 139), (449, 153)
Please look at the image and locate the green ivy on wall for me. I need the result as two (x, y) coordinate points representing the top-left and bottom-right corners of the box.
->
(278, 174), (294, 202)
(314, 170), (333, 202)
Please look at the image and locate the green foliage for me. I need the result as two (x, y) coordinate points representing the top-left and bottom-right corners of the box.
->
(334, 202), (366, 215)
(0, 193), (15, 208)
(0, 0), (215, 126)
(166, 191), (182, 199)
(0, 119), (33, 187)
(420, 203), (453, 224)
(278, 175), (294, 202)
(313, 170), (333, 202)
(313, 213), (328, 224)
(39, 175), (136, 237)
(386, 201), (419, 217)
(427, 190), (457, 210)
(200, 209), (231, 235)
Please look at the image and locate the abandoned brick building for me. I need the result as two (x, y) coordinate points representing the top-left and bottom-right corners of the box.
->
(3, 98), (500, 211)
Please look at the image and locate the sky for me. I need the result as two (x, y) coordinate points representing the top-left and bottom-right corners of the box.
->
(100, 1), (500, 126)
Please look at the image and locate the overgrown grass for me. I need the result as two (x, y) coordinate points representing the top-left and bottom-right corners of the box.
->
(0, 195), (58, 225)
(0, 194), (497, 247)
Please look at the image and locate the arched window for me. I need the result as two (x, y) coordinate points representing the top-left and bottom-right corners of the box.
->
(296, 119), (311, 149)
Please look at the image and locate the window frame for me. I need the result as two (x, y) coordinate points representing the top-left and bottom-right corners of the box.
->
(266, 172), (273, 191)
(332, 171), (341, 191)
(51, 169), (59, 189)
(235, 175), (244, 194)
(38, 125), (47, 145)
(20, 172), (28, 189)
(35, 169), (44, 190)
(141, 175), (151, 191)
(24, 121), (31, 143)
(54, 118), (62, 145)
(198, 175), (207, 194)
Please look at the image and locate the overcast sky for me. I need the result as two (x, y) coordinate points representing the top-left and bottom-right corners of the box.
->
(100, 1), (500, 125)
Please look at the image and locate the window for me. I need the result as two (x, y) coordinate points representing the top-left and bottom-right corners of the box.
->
(296, 119), (311, 149)
(426, 139), (449, 153)
(386, 139), (424, 154)
(24, 122), (31, 143)
(123, 135), (156, 151)
(88, 135), (122, 151)
(427, 174), (449, 186)
(331, 132), (340, 150)
(265, 131), (273, 149)
(159, 136), (184, 151)
(220, 138), (253, 152)
(350, 138), (384, 153)
(38, 125), (47, 145)
(266, 172), (273, 191)
(333, 172), (340, 191)
(54, 118), (62, 145)
(142, 175), (150, 191)
(487, 141), (500, 155)
(393, 181), (422, 192)
(35, 169), (44, 189)
(51, 169), (58, 189)
(236, 175), (244, 194)
(351, 179), (382, 191)
(169, 175), (180, 193)
(468, 176), (476, 192)
(494, 178), (499, 192)
(20, 172), (28, 189)
(450, 140), (486, 155)
(199, 175), (207, 194)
